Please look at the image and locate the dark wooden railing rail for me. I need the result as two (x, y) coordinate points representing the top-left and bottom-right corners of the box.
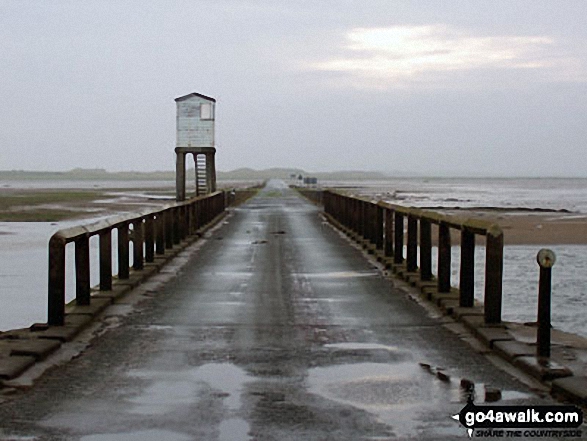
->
(47, 190), (246, 326)
(301, 189), (504, 325)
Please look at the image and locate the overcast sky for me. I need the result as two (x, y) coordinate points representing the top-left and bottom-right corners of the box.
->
(1, 0), (586, 176)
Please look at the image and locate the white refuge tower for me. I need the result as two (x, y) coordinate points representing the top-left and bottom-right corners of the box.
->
(175, 92), (217, 201)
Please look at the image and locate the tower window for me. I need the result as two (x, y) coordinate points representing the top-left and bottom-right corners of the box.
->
(200, 103), (213, 120)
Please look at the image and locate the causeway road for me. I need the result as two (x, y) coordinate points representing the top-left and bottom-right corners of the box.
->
(0, 180), (571, 440)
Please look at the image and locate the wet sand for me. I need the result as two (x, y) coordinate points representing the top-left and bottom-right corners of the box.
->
(446, 210), (587, 245)
(0, 181), (260, 222)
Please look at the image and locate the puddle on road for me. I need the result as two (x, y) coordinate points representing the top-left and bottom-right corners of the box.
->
(297, 297), (352, 303)
(294, 271), (379, 279)
(206, 301), (247, 309)
(142, 325), (174, 331)
(80, 429), (192, 441)
(194, 363), (250, 411)
(308, 362), (434, 406)
(308, 361), (462, 437)
(127, 377), (200, 415)
(0, 432), (37, 441)
(218, 418), (250, 441)
(307, 358), (535, 438)
(325, 343), (399, 352)
(200, 271), (253, 278)
(127, 363), (250, 415)
(500, 390), (534, 401)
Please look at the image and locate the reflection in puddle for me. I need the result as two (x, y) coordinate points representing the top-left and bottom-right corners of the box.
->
(297, 298), (352, 303)
(308, 362), (458, 437)
(308, 362), (433, 407)
(218, 418), (250, 441)
(500, 390), (534, 401)
(127, 378), (201, 415)
(143, 325), (174, 331)
(294, 271), (379, 279)
(127, 363), (250, 414)
(124, 363), (252, 439)
(325, 342), (399, 352)
(308, 360), (537, 438)
(80, 429), (192, 441)
(194, 363), (250, 410)
(0, 432), (37, 441)
(200, 271), (253, 277)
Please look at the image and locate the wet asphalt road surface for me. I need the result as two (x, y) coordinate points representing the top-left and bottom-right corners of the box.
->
(0, 180), (571, 440)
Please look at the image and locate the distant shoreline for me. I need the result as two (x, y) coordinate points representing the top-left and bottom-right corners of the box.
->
(2, 169), (587, 182)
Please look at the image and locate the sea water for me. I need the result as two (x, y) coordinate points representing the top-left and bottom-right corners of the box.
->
(330, 177), (587, 213)
(428, 244), (587, 336)
(0, 220), (109, 331)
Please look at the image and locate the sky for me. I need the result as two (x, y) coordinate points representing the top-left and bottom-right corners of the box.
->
(1, 0), (586, 177)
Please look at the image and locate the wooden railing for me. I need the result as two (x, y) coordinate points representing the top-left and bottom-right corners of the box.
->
(46, 189), (258, 326)
(302, 189), (504, 324)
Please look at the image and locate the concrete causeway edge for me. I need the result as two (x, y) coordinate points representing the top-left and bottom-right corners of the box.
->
(322, 211), (587, 409)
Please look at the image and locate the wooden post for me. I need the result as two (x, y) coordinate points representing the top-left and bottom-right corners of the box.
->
(75, 236), (91, 305)
(375, 205), (384, 251)
(145, 216), (155, 263)
(48, 235), (66, 326)
(484, 226), (504, 324)
(165, 210), (174, 249)
(394, 212), (404, 264)
(438, 223), (451, 293)
(155, 214), (165, 255)
(536, 249), (556, 358)
(407, 215), (418, 272)
(99, 230), (112, 290)
(384, 208), (394, 259)
(132, 220), (144, 270)
(420, 219), (432, 281)
(460, 229), (475, 307)
(118, 224), (130, 279)
(175, 150), (186, 202)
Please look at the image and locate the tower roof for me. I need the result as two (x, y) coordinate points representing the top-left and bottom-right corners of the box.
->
(175, 92), (216, 103)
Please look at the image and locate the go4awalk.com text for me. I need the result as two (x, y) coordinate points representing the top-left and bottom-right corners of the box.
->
(452, 402), (583, 438)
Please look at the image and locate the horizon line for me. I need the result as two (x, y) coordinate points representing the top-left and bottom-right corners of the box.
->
(0, 168), (586, 180)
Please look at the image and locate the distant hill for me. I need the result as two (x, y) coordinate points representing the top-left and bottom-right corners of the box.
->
(0, 168), (392, 181)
